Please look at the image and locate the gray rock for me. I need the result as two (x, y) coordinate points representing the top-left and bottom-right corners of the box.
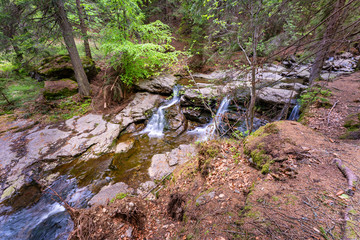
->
(192, 71), (227, 80)
(181, 87), (220, 106)
(273, 82), (308, 92)
(0, 114), (120, 201)
(148, 154), (173, 180)
(139, 181), (156, 192)
(295, 66), (311, 79)
(112, 92), (163, 127)
(115, 138), (135, 154)
(88, 182), (133, 206)
(148, 144), (197, 180)
(257, 87), (297, 105)
(135, 74), (177, 94)
(339, 52), (353, 59)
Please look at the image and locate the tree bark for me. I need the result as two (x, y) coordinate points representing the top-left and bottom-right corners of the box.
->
(75, 0), (92, 60)
(309, 0), (346, 85)
(54, 0), (90, 96)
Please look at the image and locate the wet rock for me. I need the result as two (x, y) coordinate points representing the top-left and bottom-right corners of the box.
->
(112, 92), (163, 127)
(273, 82), (308, 92)
(257, 87), (297, 105)
(43, 79), (78, 100)
(135, 74), (177, 94)
(181, 87), (220, 106)
(48, 114), (120, 159)
(88, 182), (133, 206)
(115, 138), (135, 154)
(165, 104), (187, 135)
(0, 114), (120, 200)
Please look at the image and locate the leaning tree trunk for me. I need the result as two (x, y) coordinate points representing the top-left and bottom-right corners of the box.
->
(309, 0), (346, 85)
(55, 0), (90, 96)
(75, 0), (92, 60)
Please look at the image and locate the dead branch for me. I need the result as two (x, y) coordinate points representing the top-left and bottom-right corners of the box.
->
(333, 158), (358, 196)
(327, 100), (339, 125)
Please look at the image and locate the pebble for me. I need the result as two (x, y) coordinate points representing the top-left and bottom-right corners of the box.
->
(219, 194), (225, 198)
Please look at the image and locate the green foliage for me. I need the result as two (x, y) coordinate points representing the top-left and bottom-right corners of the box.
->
(300, 86), (332, 108)
(101, 20), (182, 86)
(0, 72), (43, 114)
(49, 98), (91, 121)
(110, 192), (128, 203)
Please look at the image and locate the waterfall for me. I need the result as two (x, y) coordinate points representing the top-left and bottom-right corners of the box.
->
(189, 96), (231, 141)
(141, 85), (181, 138)
(288, 101), (301, 121)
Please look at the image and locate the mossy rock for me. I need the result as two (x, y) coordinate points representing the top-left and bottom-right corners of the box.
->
(43, 79), (78, 100)
(341, 113), (360, 139)
(37, 55), (98, 80)
(244, 122), (301, 174)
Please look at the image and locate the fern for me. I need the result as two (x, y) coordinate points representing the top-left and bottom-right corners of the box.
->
(101, 21), (182, 86)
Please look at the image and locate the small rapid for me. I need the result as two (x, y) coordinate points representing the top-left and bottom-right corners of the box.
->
(288, 101), (301, 121)
(141, 85), (181, 138)
(189, 96), (231, 141)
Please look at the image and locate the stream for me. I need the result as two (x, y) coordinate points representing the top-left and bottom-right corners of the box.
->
(1, 58), (357, 239)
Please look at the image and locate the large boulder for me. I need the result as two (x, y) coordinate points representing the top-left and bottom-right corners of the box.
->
(165, 104), (187, 135)
(37, 55), (98, 80)
(135, 74), (177, 94)
(257, 87), (297, 105)
(43, 79), (78, 100)
(112, 92), (163, 127)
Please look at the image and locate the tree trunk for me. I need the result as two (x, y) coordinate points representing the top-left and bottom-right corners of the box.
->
(309, 0), (346, 85)
(75, 0), (92, 60)
(54, 0), (90, 96)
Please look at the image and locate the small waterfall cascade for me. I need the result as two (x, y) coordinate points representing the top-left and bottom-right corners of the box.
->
(288, 101), (301, 121)
(141, 85), (181, 138)
(189, 96), (231, 141)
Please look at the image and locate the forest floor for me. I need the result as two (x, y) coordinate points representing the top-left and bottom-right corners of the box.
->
(68, 72), (360, 240)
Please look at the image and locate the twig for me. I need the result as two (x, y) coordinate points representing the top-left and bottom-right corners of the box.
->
(142, 172), (172, 199)
(327, 100), (339, 125)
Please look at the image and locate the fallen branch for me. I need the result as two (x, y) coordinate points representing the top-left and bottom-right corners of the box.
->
(142, 172), (172, 199)
(327, 100), (339, 125)
(333, 158), (358, 196)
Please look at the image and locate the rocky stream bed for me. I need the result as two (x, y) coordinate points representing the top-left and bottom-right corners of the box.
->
(0, 53), (359, 239)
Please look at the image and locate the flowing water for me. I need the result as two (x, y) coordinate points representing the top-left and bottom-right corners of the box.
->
(189, 96), (231, 141)
(141, 85), (181, 138)
(0, 177), (93, 240)
(288, 101), (301, 121)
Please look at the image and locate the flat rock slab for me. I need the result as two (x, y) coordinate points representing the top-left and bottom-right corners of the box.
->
(0, 114), (121, 201)
(88, 182), (133, 206)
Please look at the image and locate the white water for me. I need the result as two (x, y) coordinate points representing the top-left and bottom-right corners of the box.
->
(288, 102), (301, 121)
(141, 85), (181, 138)
(189, 96), (231, 141)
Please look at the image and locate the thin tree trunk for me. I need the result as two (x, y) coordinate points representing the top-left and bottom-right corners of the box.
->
(75, 0), (92, 60)
(248, 38), (257, 134)
(55, 0), (90, 96)
(309, 0), (346, 85)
